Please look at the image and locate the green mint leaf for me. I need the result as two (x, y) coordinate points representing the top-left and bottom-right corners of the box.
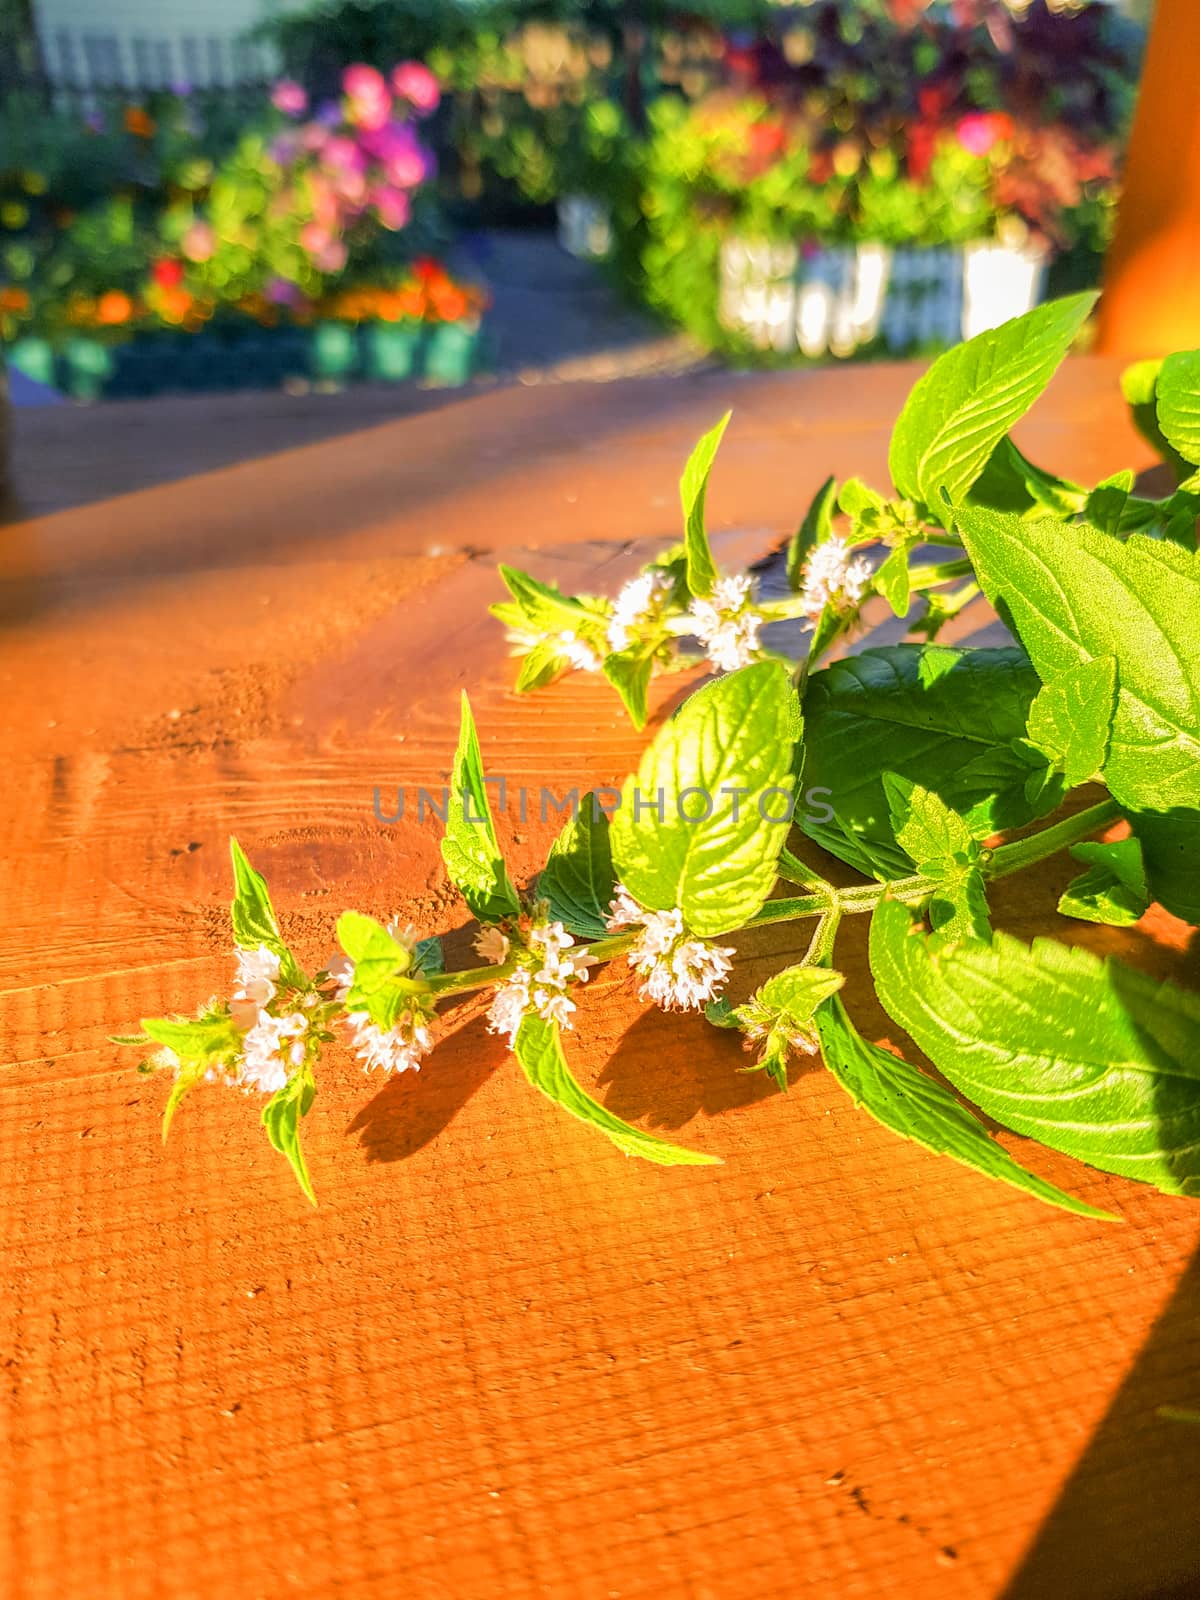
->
(954, 505), (1200, 813)
(1059, 837), (1150, 927)
(889, 292), (1096, 515)
(874, 547), (911, 617)
(413, 936), (444, 976)
(787, 474), (837, 591)
(515, 639), (570, 693)
(756, 965), (845, 1021)
(705, 997), (740, 1029)
(928, 864), (992, 945)
(440, 693), (522, 923)
(970, 436), (1087, 519)
(1085, 471), (1134, 538)
(882, 772), (979, 875)
(538, 793), (615, 940)
(800, 645), (1044, 880)
(870, 894), (1200, 1197)
(602, 645), (655, 730)
(1121, 358), (1192, 481)
(261, 1068), (317, 1206)
(229, 838), (303, 987)
(142, 1007), (243, 1141)
(680, 411), (731, 597)
(838, 477), (885, 518)
(336, 911), (412, 995)
(1156, 349), (1200, 467)
(815, 997), (1112, 1219)
(1129, 809), (1200, 924)
(513, 1015), (717, 1166)
(1024, 655), (1117, 788)
(493, 564), (596, 632)
(610, 661), (801, 936)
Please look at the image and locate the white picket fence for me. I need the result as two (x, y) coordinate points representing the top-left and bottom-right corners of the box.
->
(718, 235), (1049, 356)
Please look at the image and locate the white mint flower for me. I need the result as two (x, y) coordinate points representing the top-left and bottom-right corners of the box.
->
(240, 1009), (308, 1094)
(798, 536), (873, 622)
(558, 631), (602, 672)
(474, 926), (511, 965)
(607, 569), (674, 653)
(506, 624), (601, 673)
(687, 573), (765, 673)
(486, 919), (594, 1042)
(488, 972), (532, 1044)
(233, 944), (281, 1007)
(606, 883), (734, 1011)
(345, 1008), (432, 1075)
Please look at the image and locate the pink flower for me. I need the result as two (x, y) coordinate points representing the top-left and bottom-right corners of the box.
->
(342, 63), (392, 131)
(391, 61), (440, 117)
(271, 79), (308, 117)
(181, 220), (216, 263)
(321, 135), (366, 173)
(372, 184), (411, 230)
(957, 112), (1010, 158)
(300, 220), (332, 256)
(313, 238), (348, 274)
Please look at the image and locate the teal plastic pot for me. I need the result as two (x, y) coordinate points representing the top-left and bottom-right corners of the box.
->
(363, 321), (423, 382)
(309, 321), (359, 382)
(63, 337), (115, 401)
(7, 336), (56, 388)
(422, 321), (479, 387)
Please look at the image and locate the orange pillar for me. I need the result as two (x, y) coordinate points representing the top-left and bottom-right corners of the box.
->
(1096, 0), (1200, 356)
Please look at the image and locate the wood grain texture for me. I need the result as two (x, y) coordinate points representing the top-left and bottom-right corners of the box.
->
(2, 360), (1198, 1600)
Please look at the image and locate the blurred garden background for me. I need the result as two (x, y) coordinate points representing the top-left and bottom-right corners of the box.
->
(0, 0), (1154, 401)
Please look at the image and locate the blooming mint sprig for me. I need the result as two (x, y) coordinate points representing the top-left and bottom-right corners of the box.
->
(329, 917), (437, 1075)
(481, 913), (597, 1043)
(795, 536), (873, 624)
(607, 568), (676, 653)
(686, 572), (767, 671)
(606, 885), (734, 1011)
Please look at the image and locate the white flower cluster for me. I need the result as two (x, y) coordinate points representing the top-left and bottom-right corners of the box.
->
(798, 536), (873, 623)
(606, 886), (734, 1011)
(607, 569), (674, 654)
(482, 919), (596, 1044)
(687, 573), (765, 673)
(231, 944), (312, 1093)
(507, 625), (602, 673)
(330, 919), (434, 1076)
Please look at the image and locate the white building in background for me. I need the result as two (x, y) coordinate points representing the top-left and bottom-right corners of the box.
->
(31, 0), (307, 87)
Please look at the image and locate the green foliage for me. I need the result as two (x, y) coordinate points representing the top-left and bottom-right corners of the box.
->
(538, 795), (615, 940)
(513, 1015), (717, 1166)
(610, 662), (801, 936)
(440, 693), (522, 923)
(954, 505), (1200, 814)
(870, 896), (1200, 1198)
(119, 294), (1200, 1220)
(889, 293), (1097, 516)
(815, 997), (1113, 1219)
(680, 411), (730, 598)
(262, 1069), (318, 1206)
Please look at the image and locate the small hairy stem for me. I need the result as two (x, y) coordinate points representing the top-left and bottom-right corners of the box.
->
(429, 800), (1120, 1003)
(986, 797), (1121, 880)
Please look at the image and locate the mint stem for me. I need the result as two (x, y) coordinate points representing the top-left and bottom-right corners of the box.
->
(424, 799), (1121, 1001)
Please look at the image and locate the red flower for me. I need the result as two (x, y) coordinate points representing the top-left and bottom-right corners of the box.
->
(152, 258), (184, 288)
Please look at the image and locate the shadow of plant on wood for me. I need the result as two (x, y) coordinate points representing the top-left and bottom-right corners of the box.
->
(592, 1000), (824, 1132)
(347, 1009), (503, 1163)
(1001, 1249), (1200, 1600)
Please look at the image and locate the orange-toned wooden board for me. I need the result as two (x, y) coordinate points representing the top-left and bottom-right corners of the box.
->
(2, 361), (1198, 1600)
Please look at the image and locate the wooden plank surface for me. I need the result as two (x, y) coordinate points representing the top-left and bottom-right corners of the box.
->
(2, 359), (1199, 1600)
